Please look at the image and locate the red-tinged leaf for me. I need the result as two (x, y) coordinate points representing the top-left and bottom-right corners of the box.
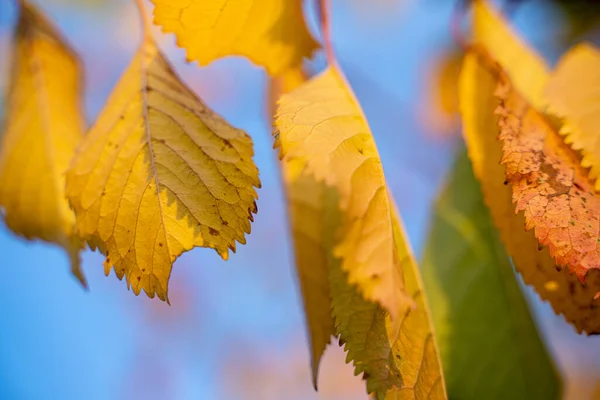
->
(496, 77), (600, 281)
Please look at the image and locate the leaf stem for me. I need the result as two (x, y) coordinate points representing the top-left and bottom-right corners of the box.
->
(318, 0), (335, 65)
(134, 0), (152, 40)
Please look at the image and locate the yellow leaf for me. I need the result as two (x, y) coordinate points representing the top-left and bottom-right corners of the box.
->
(275, 66), (412, 317)
(151, 0), (319, 76)
(284, 170), (337, 388)
(66, 36), (260, 302)
(275, 65), (445, 397)
(472, 0), (550, 110)
(0, 2), (86, 286)
(269, 69), (334, 388)
(546, 43), (600, 191)
(330, 206), (446, 399)
(267, 66), (307, 123)
(279, 163), (445, 397)
(459, 51), (600, 333)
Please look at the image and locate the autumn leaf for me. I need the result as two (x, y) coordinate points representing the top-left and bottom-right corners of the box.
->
(275, 64), (445, 398)
(269, 68), (335, 388)
(545, 43), (600, 191)
(151, 0), (319, 76)
(496, 75), (600, 281)
(275, 65), (412, 318)
(462, 0), (600, 333)
(279, 160), (445, 398)
(460, 51), (600, 333)
(65, 18), (260, 301)
(0, 2), (86, 285)
(330, 206), (446, 399)
(472, 0), (549, 110)
(423, 150), (561, 399)
(284, 171), (337, 388)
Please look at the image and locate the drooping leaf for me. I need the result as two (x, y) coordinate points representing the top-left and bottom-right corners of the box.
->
(0, 1), (86, 285)
(462, 0), (600, 332)
(460, 51), (600, 333)
(66, 35), (260, 302)
(497, 76), (600, 282)
(280, 166), (445, 398)
(275, 65), (412, 318)
(330, 206), (446, 399)
(472, 0), (550, 110)
(151, 0), (319, 76)
(284, 170), (336, 388)
(423, 150), (561, 399)
(269, 68), (334, 388)
(275, 65), (445, 399)
(545, 43), (600, 191)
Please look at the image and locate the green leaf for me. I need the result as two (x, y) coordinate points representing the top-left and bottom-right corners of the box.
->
(422, 150), (561, 399)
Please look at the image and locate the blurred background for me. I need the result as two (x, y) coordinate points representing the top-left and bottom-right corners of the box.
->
(1, 0), (600, 398)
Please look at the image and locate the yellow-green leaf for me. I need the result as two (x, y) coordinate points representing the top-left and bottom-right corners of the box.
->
(275, 65), (411, 318)
(280, 163), (445, 398)
(275, 65), (445, 398)
(545, 43), (600, 191)
(284, 170), (336, 388)
(66, 37), (260, 302)
(423, 150), (561, 399)
(0, 2), (86, 285)
(270, 69), (334, 388)
(460, 50), (600, 333)
(330, 205), (446, 399)
(151, 0), (319, 76)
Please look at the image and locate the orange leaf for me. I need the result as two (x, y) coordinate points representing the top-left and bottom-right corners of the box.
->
(496, 77), (600, 281)
(461, 50), (600, 334)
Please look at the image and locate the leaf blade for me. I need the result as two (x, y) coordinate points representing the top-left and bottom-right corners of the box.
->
(66, 38), (260, 301)
(472, 0), (550, 110)
(545, 43), (600, 191)
(461, 1), (600, 333)
(496, 75), (600, 282)
(275, 66), (411, 318)
(151, 0), (319, 76)
(330, 204), (446, 399)
(275, 65), (446, 398)
(423, 150), (561, 399)
(0, 2), (86, 285)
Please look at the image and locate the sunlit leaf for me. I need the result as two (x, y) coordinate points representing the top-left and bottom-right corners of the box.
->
(269, 67), (335, 388)
(0, 2), (86, 285)
(472, 0), (549, 110)
(546, 43), (600, 191)
(460, 51), (600, 333)
(275, 65), (445, 398)
(284, 171), (337, 388)
(497, 75), (600, 283)
(66, 35), (260, 302)
(423, 150), (561, 399)
(275, 65), (411, 317)
(462, 0), (600, 332)
(331, 206), (446, 399)
(151, 0), (319, 76)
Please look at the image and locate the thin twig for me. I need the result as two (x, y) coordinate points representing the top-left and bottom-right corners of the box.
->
(134, 0), (152, 40)
(318, 0), (335, 65)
